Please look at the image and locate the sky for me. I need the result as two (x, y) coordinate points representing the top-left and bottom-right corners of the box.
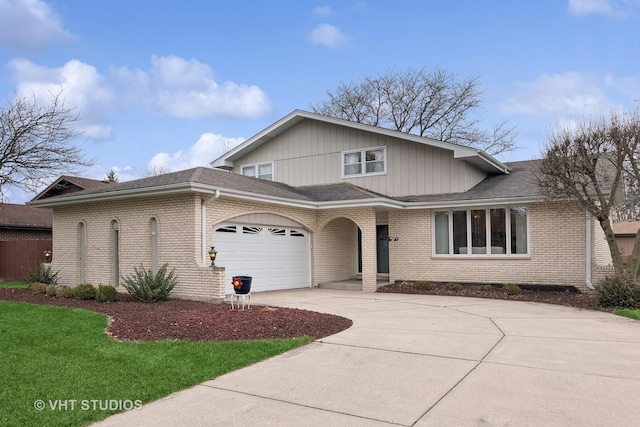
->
(1, 0), (639, 203)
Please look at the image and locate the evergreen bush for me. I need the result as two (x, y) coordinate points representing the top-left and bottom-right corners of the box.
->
(596, 274), (640, 309)
(55, 285), (74, 298)
(444, 283), (463, 292)
(95, 285), (117, 302)
(121, 263), (177, 302)
(73, 283), (96, 301)
(25, 264), (59, 285)
(28, 282), (47, 294)
(502, 284), (522, 295)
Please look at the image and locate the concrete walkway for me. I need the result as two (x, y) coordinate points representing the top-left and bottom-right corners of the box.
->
(94, 289), (640, 426)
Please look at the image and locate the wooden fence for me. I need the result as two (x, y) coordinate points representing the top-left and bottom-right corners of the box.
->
(0, 240), (53, 281)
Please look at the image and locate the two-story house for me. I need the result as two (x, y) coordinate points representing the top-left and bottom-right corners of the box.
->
(29, 110), (612, 301)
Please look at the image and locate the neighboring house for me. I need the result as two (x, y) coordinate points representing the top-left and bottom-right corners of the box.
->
(0, 203), (53, 281)
(612, 221), (640, 263)
(1, 177), (112, 281)
(29, 110), (613, 301)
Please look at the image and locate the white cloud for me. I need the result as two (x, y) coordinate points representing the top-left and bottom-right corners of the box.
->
(309, 24), (348, 49)
(313, 6), (333, 17)
(147, 133), (245, 172)
(8, 58), (114, 139)
(114, 55), (273, 118)
(568, 0), (640, 17)
(500, 72), (616, 118)
(0, 0), (73, 51)
(7, 55), (272, 139)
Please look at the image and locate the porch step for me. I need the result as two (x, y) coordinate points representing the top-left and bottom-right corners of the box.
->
(317, 280), (363, 291)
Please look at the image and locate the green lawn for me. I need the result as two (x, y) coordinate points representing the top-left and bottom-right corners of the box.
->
(615, 309), (640, 320)
(0, 301), (310, 426)
(0, 281), (28, 288)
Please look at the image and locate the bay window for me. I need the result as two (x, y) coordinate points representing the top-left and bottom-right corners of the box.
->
(434, 206), (528, 256)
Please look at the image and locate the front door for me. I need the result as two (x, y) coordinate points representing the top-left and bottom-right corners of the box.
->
(357, 224), (390, 274)
(376, 225), (389, 274)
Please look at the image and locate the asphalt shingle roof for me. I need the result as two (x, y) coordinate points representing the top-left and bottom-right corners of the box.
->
(0, 203), (53, 228)
(395, 160), (541, 203)
(32, 160), (543, 206)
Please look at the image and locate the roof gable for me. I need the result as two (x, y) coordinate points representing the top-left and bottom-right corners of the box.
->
(210, 110), (510, 175)
(33, 176), (115, 200)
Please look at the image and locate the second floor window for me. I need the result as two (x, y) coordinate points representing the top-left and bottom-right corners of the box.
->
(343, 147), (386, 177)
(241, 162), (273, 180)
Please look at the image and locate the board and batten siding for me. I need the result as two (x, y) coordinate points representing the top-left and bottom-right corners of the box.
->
(233, 119), (487, 197)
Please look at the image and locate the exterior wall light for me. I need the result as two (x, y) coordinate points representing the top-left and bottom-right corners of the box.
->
(43, 249), (52, 263)
(208, 246), (218, 266)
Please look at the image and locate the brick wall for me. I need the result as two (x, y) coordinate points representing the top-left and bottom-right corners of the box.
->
(49, 192), (601, 300)
(388, 201), (594, 290)
(51, 194), (226, 302)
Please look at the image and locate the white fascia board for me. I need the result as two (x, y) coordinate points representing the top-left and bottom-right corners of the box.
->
(218, 187), (404, 210)
(27, 183), (220, 208)
(403, 196), (545, 210)
(210, 110), (305, 168)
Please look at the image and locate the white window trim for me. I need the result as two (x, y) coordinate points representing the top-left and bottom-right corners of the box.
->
(431, 206), (531, 258)
(341, 146), (387, 178)
(240, 161), (274, 180)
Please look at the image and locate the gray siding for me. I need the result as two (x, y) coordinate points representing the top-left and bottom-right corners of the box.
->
(233, 119), (487, 197)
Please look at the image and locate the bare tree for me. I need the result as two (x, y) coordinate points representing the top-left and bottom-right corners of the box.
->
(536, 109), (640, 276)
(144, 165), (171, 177)
(312, 66), (517, 156)
(0, 92), (92, 201)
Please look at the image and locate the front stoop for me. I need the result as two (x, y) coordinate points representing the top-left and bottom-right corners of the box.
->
(318, 278), (390, 291)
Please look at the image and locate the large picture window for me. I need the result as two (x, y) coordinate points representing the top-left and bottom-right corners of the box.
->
(342, 147), (386, 177)
(434, 206), (529, 256)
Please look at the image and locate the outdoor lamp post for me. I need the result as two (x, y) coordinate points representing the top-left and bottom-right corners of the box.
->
(43, 249), (52, 263)
(208, 246), (218, 266)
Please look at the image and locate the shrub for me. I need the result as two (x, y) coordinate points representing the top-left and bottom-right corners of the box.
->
(45, 285), (57, 297)
(25, 264), (59, 285)
(502, 284), (522, 296)
(414, 281), (432, 291)
(596, 274), (640, 309)
(95, 285), (117, 302)
(73, 283), (96, 301)
(444, 283), (463, 292)
(28, 282), (47, 294)
(121, 263), (178, 302)
(480, 284), (495, 292)
(55, 285), (74, 299)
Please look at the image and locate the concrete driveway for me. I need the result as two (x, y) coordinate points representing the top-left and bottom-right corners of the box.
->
(94, 289), (640, 426)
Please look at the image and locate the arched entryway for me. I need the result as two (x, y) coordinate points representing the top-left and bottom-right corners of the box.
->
(315, 215), (385, 292)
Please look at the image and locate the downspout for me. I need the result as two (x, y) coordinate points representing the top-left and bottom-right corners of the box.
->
(202, 190), (221, 264)
(585, 211), (595, 290)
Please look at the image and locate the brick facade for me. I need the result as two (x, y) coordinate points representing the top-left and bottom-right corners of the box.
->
(49, 193), (603, 302)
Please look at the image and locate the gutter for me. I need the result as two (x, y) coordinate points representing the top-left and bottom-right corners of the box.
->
(585, 211), (595, 290)
(201, 190), (221, 265)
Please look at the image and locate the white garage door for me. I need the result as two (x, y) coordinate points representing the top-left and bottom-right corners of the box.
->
(213, 223), (311, 293)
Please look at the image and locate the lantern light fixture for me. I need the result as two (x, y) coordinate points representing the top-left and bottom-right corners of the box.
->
(207, 246), (218, 266)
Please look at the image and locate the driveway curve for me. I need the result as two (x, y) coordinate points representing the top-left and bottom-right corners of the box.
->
(95, 289), (640, 426)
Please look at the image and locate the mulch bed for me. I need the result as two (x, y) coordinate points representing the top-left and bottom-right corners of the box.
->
(0, 288), (353, 342)
(1, 283), (611, 343)
(377, 282), (609, 312)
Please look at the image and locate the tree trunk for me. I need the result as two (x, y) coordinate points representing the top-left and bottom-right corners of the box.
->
(626, 229), (640, 278)
(599, 217), (625, 275)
